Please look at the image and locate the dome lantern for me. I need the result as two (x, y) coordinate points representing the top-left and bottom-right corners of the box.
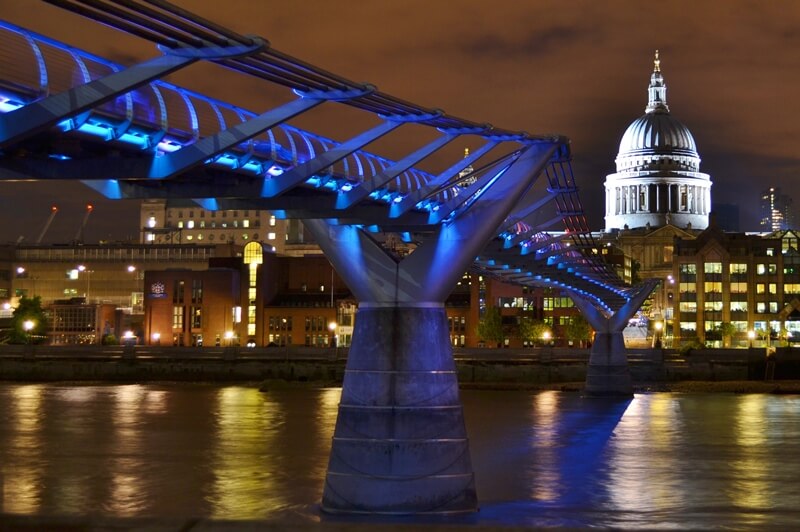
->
(646, 50), (669, 114)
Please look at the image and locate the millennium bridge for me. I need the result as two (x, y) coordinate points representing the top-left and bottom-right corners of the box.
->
(0, 0), (656, 514)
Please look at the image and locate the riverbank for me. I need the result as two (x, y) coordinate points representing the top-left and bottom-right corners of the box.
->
(2, 344), (800, 393)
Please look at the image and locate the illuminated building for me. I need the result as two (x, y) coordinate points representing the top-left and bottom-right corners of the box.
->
(672, 226), (800, 346)
(139, 199), (310, 255)
(759, 187), (796, 231)
(604, 50), (712, 232)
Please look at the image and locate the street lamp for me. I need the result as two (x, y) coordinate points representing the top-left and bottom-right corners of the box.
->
(748, 330), (756, 348)
(224, 330), (234, 347)
(328, 321), (337, 347)
(77, 264), (92, 302)
(542, 330), (552, 346)
(23, 319), (34, 344)
(152, 332), (161, 346)
(122, 330), (136, 346)
(654, 321), (663, 348)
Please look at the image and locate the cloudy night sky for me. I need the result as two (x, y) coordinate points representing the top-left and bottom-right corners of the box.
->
(1, 0), (800, 243)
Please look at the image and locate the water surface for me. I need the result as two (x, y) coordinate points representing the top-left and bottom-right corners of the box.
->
(1, 384), (799, 528)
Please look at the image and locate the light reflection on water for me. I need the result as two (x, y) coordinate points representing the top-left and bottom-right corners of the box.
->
(1, 385), (800, 528)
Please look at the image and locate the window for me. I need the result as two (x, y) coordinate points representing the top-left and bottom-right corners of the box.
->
(173, 280), (184, 304)
(730, 282), (747, 293)
(269, 215), (276, 227)
(704, 301), (723, 312)
(757, 284), (766, 294)
(190, 307), (202, 329)
(704, 262), (722, 274)
(769, 302), (779, 313)
(756, 302), (766, 313)
(769, 264), (778, 274)
(730, 263), (747, 274)
(769, 283), (777, 294)
(663, 245), (673, 263)
(268, 232), (276, 240)
(191, 279), (203, 304)
(757, 264), (766, 275)
(680, 264), (697, 275)
(730, 301), (748, 312)
(172, 306), (184, 330)
(679, 282), (696, 294)
(704, 282), (722, 293)
(679, 302), (697, 312)
(786, 283), (800, 294)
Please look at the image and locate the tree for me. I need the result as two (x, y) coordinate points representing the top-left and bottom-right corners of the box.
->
(519, 317), (551, 346)
(476, 307), (504, 347)
(717, 322), (737, 348)
(9, 296), (48, 344)
(564, 314), (593, 347)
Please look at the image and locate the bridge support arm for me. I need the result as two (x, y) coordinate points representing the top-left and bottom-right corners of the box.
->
(569, 279), (659, 396)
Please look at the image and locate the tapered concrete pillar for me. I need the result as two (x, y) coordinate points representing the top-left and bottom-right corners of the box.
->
(322, 305), (476, 514)
(585, 331), (632, 396)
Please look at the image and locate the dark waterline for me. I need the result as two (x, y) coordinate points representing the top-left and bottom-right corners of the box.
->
(1, 384), (799, 528)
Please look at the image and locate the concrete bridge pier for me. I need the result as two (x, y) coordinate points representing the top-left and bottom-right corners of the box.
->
(302, 142), (559, 514)
(570, 280), (659, 397)
(585, 330), (633, 396)
(322, 304), (475, 514)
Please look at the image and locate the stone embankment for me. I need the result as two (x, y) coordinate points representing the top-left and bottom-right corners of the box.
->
(0, 345), (799, 392)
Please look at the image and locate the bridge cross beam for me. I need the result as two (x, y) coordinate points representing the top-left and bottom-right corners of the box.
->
(0, 37), (266, 149)
(302, 142), (558, 514)
(569, 279), (659, 396)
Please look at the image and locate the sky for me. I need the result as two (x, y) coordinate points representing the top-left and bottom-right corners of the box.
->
(1, 0), (800, 243)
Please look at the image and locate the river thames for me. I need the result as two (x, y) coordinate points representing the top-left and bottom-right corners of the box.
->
(1, 383), (799, 529)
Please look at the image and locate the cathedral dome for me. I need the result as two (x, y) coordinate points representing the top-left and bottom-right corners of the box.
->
(604, 51), (712, 232)
(618, 112), (698, 160)
(614, 50), (701, 173)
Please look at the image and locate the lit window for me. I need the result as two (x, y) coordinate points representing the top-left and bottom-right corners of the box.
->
(187, 220), (195, 229)
(197, 234), (203, 240)
(186, 235), (193, 241)
(269, 216), (276, 227)
(177, 221), (184, 228)
(268, 232), (276, 240)
(730, 263), (747, 274)
(147, 216), (156, 228)
(243, 220), (250, 228)
(146, 233), (155, 242)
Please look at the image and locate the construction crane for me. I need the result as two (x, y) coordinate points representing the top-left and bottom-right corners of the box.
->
(35, 205), (58, 244)
(74, 204), (93, 244)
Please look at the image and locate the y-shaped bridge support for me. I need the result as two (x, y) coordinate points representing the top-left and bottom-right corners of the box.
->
(569, 280), (659, 396)
(304, 142), (558, 514)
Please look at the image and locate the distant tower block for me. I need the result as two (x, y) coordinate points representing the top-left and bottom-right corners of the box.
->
(604, 51), (712, 231)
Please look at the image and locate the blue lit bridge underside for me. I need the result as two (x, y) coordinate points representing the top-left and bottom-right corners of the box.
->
(0, 0), (655, 515)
